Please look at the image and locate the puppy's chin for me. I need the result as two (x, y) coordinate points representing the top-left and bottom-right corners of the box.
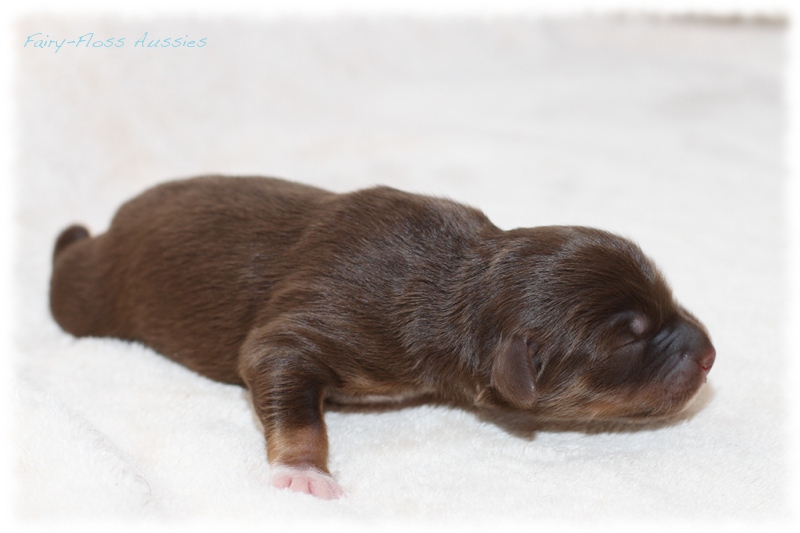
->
(607, 382), (712, 424)
(534, 371), (711, 424)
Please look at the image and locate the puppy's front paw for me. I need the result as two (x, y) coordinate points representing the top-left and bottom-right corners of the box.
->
(270, 465), (344, 500)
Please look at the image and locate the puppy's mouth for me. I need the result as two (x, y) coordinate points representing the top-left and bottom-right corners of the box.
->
(632, 374), (712, 421)
(629, 340), (715, 420)
(661, 357), (712, 402)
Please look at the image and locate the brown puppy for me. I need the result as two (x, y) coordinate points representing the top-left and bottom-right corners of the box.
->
(49, 176), (715, 499)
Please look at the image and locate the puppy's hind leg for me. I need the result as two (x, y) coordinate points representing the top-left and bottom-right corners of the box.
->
(239, 323), (344, 500)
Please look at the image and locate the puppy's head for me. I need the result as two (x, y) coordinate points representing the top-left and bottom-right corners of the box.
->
(484, 226), (715, 421)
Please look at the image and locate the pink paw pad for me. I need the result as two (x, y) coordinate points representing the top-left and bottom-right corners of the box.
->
(270, 465), (344, 500)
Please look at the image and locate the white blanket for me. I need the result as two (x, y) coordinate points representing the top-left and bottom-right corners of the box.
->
(12, 16), (787, 526)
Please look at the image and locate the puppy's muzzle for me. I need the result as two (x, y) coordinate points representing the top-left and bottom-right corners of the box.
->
(661, 320), (716, 393)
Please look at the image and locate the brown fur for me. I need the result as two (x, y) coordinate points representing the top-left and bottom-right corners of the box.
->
(49, 175), (715, 491)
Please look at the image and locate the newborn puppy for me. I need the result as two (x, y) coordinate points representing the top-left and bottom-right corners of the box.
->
(50, 176), (715, 499)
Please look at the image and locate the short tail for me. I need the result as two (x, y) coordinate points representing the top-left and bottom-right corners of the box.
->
(53, 225), (90, 263)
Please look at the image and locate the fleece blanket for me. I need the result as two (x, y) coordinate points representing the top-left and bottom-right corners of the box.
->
(11, 15), (788, 526)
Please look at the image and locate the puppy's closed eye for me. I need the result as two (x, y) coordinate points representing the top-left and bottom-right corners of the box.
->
(609, 312), (651, 349)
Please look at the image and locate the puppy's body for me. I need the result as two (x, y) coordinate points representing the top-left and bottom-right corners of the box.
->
(50, 176), (715, 499)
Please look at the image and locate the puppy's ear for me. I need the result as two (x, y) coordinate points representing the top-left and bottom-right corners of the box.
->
(490, 334), (539, 410)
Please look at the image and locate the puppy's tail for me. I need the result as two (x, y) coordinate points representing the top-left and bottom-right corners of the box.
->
(50, 224), (106, 337)
(53, 224), (90, 264)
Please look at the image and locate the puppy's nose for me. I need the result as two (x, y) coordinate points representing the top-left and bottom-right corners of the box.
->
(699, 345), (716, 374)
(674, 319), (715, 375)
